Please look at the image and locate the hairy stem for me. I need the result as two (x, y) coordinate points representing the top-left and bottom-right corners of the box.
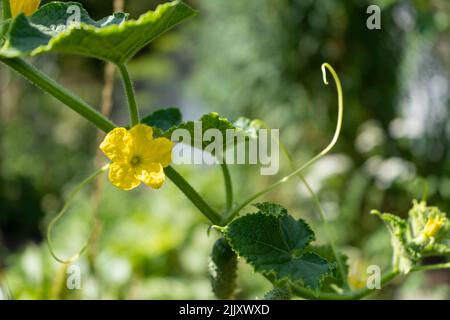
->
(118, 64), (139, 127)
(164, 166), (222, 225)
(0, 57), (116, 132)
(291, 262), (450, 300)
(1, 0), (11, 38)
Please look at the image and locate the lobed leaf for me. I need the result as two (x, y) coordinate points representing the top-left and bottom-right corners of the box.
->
(146, 111), (264, 162)
(253, 202), (287, 217)
(0, 1), (196, 64)
(223, 203), (333, 291)
(161, 112), (237, 150)
(141, 108), (182, 133)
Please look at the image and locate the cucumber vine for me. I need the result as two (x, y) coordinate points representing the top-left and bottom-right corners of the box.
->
(0, 0), (449, 300)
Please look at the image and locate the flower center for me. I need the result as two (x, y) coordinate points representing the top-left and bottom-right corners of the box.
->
(130, 155), (141, 166)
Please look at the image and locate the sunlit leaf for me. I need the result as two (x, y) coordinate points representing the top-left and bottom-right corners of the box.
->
(0, 1), (196, 64)
(224, 203), (333, 291)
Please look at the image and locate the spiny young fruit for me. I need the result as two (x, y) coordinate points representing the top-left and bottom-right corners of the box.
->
(208, 237), (238, 299)
(263, 286), (291, 300)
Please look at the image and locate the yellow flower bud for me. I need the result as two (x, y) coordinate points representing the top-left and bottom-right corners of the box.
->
(423, 216), (445, 238)
(348, 261), (368, 289)
(10, 0), (41, 17)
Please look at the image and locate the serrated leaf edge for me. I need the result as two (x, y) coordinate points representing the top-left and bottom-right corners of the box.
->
(223, 211), (332, 292)
(1, 0), (196, 63)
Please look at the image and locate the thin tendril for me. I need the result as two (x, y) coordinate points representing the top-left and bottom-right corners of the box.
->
(226, 63), (344, 221)
(46, 165), (109, 264)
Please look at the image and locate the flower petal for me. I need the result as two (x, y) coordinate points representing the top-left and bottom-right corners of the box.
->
(10, 0), (21, 17)
(108, 162), (140, 190)
(128, 124), (154, 146)
(100, 127), (129, 162)
(11, 0), (40, 17)
(142, 137), (174, 167)
(137, 163), (165, 189)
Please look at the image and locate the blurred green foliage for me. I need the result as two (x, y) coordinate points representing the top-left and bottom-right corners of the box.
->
(1, 0), (449, 299)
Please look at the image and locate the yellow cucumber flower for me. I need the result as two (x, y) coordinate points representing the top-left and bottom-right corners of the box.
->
(100, 124), (173, 190)
(348, 261), (368, 289)
(10, 0), (41, 17)
(423, 216), (445, 238)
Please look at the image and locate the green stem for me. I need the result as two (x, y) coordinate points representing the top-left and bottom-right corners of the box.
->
(0, 57), (116, 132)
(220, 163), (233, 213)
(291, 262), (450, 300)
(1, 0), (11, 38)
(164, 166), (222, 225)
(1, 0), (10, 18)
(411, 262), (450, 272)
(290, 270), (396, 300)
(118, 64), (139, 126)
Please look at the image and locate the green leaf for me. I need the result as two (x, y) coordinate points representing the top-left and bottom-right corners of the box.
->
(371, 210), (416, 273)
(157, 112), (264, 161)
(263, 286), (291, 300)
(141, 108), (182, 132)
(0, 1), (196, 64)
(162, 112), (237, 149)
(309, 245), (348, 292)
(224, 203), (332, 291)
(372, 200), (450, 274)
(253, 202), (287, 217)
